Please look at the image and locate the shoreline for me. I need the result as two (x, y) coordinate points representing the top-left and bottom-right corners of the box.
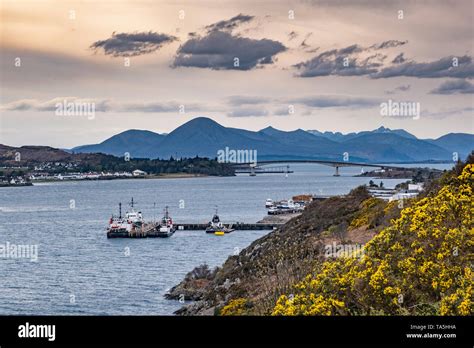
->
(24, 173), (216, 184)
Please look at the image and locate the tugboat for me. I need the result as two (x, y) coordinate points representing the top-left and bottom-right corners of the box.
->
(205, 209), (234, 234)
(153, 206), (176, 238)
(107, 198), (145, 238)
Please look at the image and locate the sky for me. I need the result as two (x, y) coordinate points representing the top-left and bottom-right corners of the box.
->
(0, 0), (473, 148)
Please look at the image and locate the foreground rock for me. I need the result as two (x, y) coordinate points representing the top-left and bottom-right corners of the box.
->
(165, 264), (216, 302)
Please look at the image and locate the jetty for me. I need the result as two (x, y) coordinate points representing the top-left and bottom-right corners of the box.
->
(176, 222), (282, 231)
(107, 222), (281, 238)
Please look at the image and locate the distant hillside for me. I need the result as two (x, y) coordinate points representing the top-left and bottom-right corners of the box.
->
(0, 144), (234, 176)
(426, 133), (474, 160)
(0, 144), (108, 166)
(70, 117), (472, 163)
(307, 126), (418, 142)
(342, 133), (451, 162)
(73, 129), (165, 158)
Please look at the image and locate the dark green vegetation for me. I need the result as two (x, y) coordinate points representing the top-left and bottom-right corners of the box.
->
(359, 166), (444, 182)
(0, 144), (234, 176)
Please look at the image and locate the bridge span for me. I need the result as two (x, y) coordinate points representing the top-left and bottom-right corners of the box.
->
(231, 160), (405, 176)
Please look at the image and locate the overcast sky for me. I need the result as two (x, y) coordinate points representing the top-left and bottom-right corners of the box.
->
(0, 0), (473, 148)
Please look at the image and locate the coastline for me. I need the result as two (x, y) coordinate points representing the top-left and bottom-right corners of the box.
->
(25, 173), (213, 184)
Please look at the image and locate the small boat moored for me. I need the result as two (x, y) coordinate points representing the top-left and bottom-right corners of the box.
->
(152, 206), (176, 238)
(205, 209), (234, 234)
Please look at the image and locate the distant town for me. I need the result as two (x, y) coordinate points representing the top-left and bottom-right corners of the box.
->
(0, 144), (235, 187)
(1, 163), (149, 187)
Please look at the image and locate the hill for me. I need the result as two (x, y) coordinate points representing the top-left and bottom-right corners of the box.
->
(307, 126), (418, 142)
(0, 144), (108, 166)
(72, 129), (165, 158)
(426, 133), (474, 160)
(71, 117), (471, 162)
(342, 133), (451, 162)
(0, 144), (234, 176)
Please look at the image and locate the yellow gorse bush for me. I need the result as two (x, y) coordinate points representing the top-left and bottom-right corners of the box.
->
(272, 164), (474, 316)
(220, 298), (249, 316)
(349, 197), (384, 229)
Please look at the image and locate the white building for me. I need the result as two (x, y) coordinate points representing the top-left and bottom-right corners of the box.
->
(132, 169), (147, 177)
(408, 183), (424, 192)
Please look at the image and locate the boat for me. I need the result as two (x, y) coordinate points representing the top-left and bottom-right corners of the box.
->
(107, 198), (145, 238)
(153, 206), (176, 237)
(267, 206), (279, 215)
(265, 198), (274, 208)
(205, 209), (234, 234)
(277, 199), (295, 210)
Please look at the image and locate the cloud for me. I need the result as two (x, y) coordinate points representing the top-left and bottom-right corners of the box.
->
(226, 94), (381, 114)
(1, 98), (111, 112)
(423, 106), (474, 119)
(294, 44), (379, 77)
(430, 79), (474, 94)
(370, 40), (407, 50)
(90, 31), (177, 57)
(372, 55), (474, 79)
(288, 31), (298, 41)
(118, 102), (184, 112)
(295, 40), (474, 80)
(0, 99), (38, 111)
(391, 53), (407, 64)
(227, 107), (269, 117)
(227, 95), (271, 105)
(205, 14), (254, 32)
(300, 32), (314, 50)
(385, 84), (411, 94)
(291, 95), (381, 108)
(272, 106), (293, 116)
(272, 106), (311, 116)
(173, 31), (286, 70)
(0, 98), (204, 113)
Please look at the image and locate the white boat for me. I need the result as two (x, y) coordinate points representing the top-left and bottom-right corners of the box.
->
(277, 199), (295, 210)
(157, 206), (176, 237)
(265, 198), (274, 208)
(107, 198), (144, 237)
(267, 206), (279, 215)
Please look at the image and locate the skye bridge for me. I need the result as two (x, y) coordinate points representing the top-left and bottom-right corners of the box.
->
(231, 159), (405, 176)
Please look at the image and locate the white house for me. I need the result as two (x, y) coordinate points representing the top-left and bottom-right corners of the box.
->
(132, 169), (147, 177)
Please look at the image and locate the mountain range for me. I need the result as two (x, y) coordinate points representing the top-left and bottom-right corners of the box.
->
(71, 117), (473, 163)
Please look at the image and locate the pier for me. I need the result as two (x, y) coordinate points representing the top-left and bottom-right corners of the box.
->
(175, 222), (282, 231)
(107, 222), (282, 238)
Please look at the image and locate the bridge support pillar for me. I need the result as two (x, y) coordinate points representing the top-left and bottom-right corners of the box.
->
(333, 166), (340, 177)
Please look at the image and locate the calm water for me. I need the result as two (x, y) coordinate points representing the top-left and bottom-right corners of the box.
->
(0, 163), (453, 315)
